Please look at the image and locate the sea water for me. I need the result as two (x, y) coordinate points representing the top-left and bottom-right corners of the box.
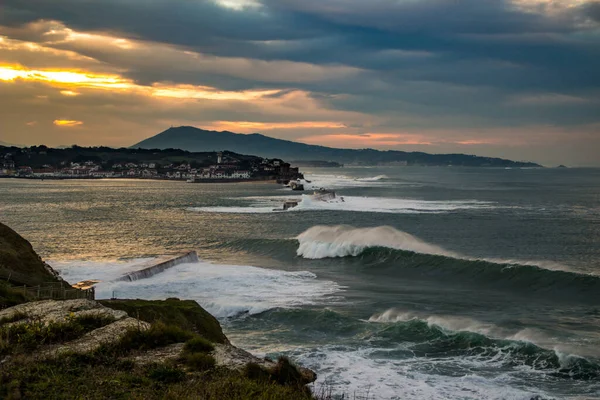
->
(1, 167), (599, 399)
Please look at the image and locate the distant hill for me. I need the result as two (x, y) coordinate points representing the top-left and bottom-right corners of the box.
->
(132, 127), (541, 167)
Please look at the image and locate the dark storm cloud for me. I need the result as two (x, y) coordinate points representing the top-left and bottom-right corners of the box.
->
(2, 0), (599, 92)
(1, 0), (599, 165)
(583, 1), (600, 21)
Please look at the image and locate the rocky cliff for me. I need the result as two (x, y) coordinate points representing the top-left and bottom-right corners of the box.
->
(0, 223), (317, 399)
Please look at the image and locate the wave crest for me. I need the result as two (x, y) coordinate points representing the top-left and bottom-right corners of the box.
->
(296, 225), (455, 259)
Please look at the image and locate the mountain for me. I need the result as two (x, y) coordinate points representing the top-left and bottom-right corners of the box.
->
(132, 126), (542, 167)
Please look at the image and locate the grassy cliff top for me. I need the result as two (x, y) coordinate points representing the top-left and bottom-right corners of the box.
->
(100, 298), (230, 345)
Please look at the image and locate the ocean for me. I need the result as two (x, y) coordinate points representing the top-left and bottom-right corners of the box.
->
(1, 167), (599, 399)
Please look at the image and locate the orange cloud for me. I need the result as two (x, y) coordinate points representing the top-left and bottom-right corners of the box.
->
(210, 120), (347, 131)
(60, 90), (80, 96)
(300, 133), (433, 147)
(0, 65), (283, 101)
(54, 119), (83, 127)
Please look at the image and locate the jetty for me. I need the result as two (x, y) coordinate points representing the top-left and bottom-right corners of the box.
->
(117, 251), (199, 282)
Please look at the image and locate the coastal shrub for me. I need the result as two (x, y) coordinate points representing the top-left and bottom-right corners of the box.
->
(99, 298), (229, 344)
(117, 321), (194, 352)
(146, 363), (186, 383)
(183, 352), (216, 372)
(271, 356), (305, 387)
(244, 362), (272, 382)
(243, 357), (307, 388)
(183, 336), (214, 354)
(72, 313), (116, 331)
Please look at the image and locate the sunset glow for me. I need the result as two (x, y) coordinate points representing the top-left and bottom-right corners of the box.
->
(211, 121), (348, 131)
(0, 65), (284, 101)
(0, 65), (129, 88)
(53, 119), (83, 127)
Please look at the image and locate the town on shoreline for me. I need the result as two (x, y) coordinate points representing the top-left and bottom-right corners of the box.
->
(0, 145), (304, 183)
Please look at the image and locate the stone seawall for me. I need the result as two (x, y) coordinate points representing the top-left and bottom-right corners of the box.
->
(117, 251), (199, 282)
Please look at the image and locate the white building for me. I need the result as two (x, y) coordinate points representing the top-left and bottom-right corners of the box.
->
(231, 170), (251, 179)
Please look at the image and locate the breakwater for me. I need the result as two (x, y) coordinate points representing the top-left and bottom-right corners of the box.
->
(117, 251), (199, 282)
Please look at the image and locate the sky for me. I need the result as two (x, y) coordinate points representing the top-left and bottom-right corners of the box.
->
(0, 0), (599, 166)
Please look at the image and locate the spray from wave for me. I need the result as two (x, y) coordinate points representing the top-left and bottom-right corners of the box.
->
(355, 175), (388, 182)
(297, 225), (457, 259)
(52, 259), (343, 319)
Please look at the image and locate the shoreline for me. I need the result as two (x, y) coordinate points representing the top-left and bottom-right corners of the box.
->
(0, 176), (280, 184)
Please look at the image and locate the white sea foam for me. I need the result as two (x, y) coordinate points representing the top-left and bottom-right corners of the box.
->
(51, 259), (343, 319)
(294, 345), (545, 400)
(299, 173), (394, 189)
(355, 175), (389, 182)
(187, 206), (277, 214)
(187, 195), (494, 215)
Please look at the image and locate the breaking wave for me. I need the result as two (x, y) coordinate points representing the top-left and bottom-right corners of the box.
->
(297, 225), (456, 259)
(295, 225), (600, 302)
(242, 307), (599, 399)
(355, 175), (388, 181)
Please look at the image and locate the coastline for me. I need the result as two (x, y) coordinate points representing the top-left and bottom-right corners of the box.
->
(0, 176), (279, 184)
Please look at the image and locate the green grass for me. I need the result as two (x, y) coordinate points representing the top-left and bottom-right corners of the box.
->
(0, 305), (317, 400)
(244, 357), (309, 388)
(183, 336), (214, 354)
(145, 363), (186, 383)
(0, 347), (315, 400)
(115, 321), (195, 352)
(183, 353), (216, 372)
(100, 298), (229, 344)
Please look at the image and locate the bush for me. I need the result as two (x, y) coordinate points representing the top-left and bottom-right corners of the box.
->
(146, 363), (186, 383)
(271, 357), (305, 387)
(73, 313), (116, 331)
(183, 336), (214, 354)
(244, 362), (272, 382)
(183, 353), (216, 372)
(99, 299), (229, 344)
(243, 357), (306, 388)
(117, 322), (194, 352)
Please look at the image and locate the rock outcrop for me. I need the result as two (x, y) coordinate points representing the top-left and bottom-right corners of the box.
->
(0, 298), (316, 385)
(0, 299), (150, 357)
(0, 299), (127, 323)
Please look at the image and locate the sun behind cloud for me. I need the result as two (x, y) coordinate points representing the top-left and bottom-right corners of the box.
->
(53, 119), (83, 127)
